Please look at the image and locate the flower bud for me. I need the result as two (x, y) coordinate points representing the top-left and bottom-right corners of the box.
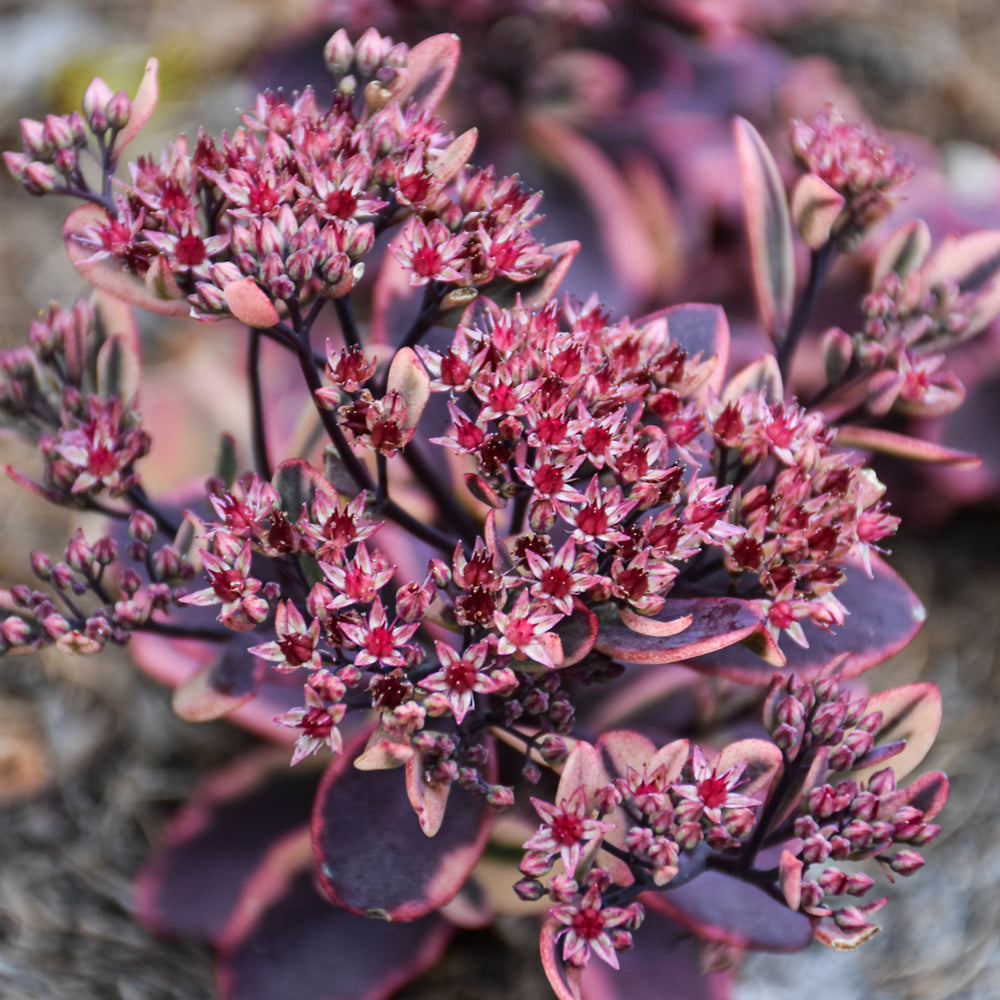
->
(354, 28), (389, 76)
(3, 151), (30, 182)
(486, 784), (515, 810)
(846, 872), (875, 896)
(513, 877), (545, 901)
(23, 161), (60, 194)
(1, 616), (33, 646)
(323, 29), (354, 76)
(129, 510), (156, 543)
(19, 118), (50, 157)
(675, 822), (703, 852)
(82, 77), (114, 130)
(106, 90), (132, 130)
(518, 849), (552, 877)
(30, 551), (52, 580)
(547, 874), (578, 902)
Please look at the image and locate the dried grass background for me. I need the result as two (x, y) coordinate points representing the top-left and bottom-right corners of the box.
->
(1, 1), (999, 998)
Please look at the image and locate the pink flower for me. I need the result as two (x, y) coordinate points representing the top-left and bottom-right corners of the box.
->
(340, 598), (419, 669)
(524, 787), (614, 875)
(421, 640), (496, 723)
(550, 887), (631, 969)
(494, 589), (564, 668)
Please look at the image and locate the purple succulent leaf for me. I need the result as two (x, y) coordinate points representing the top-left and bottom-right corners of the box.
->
(130, 627), (303, 743)
(312, 728), (494, 921)
(554, 740), (606, 807)
(836, 424), (981, 467)
(133, 748), (321, 943)
(924, 230), (1000, 336)
(721, 353), (783, 406)
(583, 665), (715, 747)
(687, 553), (925, 683)
(580, 907), (734, 1000)
(849, 681), (942, 785)
(593, 597), (764, 666)
(733, 117), (795, 343)
(901, 770), (949, 821)
(217, 829), (453, 1000)
(525, 112), (659, 304)
(555, 600), (598, 666)
(645, 870), (813, 952)
(271, 457), (339, 518)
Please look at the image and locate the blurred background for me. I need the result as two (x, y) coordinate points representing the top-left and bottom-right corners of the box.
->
(1, 1), (999, 997)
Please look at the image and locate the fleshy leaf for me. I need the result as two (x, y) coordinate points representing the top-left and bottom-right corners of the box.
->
(430, 128), (478, 186)
(580, 907), (734, 1000)
(555, 601), (598, 666)
(721, 353), (783, 406)
(873, 219), (931, 285)
(687, 554), (925, 683)
(540, 916), (585, 1000)
(520, 240), (581, 308)
(389, 33), (460, 114)
(171, 647), (260, 722)
(224, 277), (281, 328)
(924, 230), (1000, 336)
(645, 870), (813, 951)
(779, 850), (803, 911)
(836, 424), (981, 467)
(900, 770), (949, 821)
(620, 606), (692, 638)
(111, 57), (159, 162)
(134, 749), (321, 942)
(733, 117), (795, 342)
(713, 738), (783, 799)
(386, 346), (431, 431)
(526, 113), (658, 304)
(850, 682), (942, 785)
(405, 751), (454, 838)
(94, 303), (141, 406)
(789, 173), (844, 250)
(312, 729), (493, 921)
(594, 598), (763, 665)
(63, 204), (192, 317)
(217, 829), (453, 1000)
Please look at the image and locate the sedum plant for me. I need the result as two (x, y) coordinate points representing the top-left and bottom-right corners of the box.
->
(2, 26), (995, 1000)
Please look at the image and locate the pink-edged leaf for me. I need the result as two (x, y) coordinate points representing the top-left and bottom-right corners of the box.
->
(645, 870), (813, 951)
(353, 723), (416, 770)
(901, 770), (949, 821)
(63, 204), (192, 316)
(405, 750), (454, 837)
(554, 740), (606, 806)
(540, 916), (585, 1000)
(520, 240), (580, 308)
(171, 652), (260, 722)
(733, 117), (795, 342)
(620, 605), (692, 638)
(779, 850), (803, 911)
(713, 738), (782, 799)
(594, 730), (658, 784)
(217, 828), (453, 1000)
(526, 113), (658, 304)
(594, 597), (763, 665)
(873, 219), (931, 285)
(129, 626), (303, 744)
(555, 601), (598, 666)
(789, 173), (845, 250)
(386, 346), (431, 431)
(94, 305), (141, 406)
(271, 458), (339, 518)
(851, 682), (942, 785)
(386, 32), (459, 114)
(580, 907), (734, 1000)
(812, 899), (886, 950)
(687, 553), (925, 683)
(430, 127), (477, 186)
(721, 353), (782, 406)
(134, 748), (321, 943)
(924, 230), (1000, 336)
(143, 253), (185, 302)
(312, 728), (494, 921)
(635, 303), (731, 399)
(585, 666), (713, 747)
(836, 424), (981, 467)
(111, 57), (159, 162)
(224, 277), (280, 328)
